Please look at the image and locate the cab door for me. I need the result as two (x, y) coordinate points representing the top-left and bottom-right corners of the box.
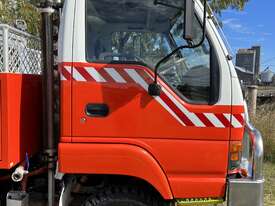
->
(67, 0), (245, 199)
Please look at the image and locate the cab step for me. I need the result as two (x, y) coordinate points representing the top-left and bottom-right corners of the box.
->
(176, 198), (224, 205)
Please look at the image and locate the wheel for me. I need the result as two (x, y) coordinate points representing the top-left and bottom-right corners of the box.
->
(83, 185), (168, 206)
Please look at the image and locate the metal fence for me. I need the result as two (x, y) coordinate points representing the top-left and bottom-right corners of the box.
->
(0, 24), (41, 74)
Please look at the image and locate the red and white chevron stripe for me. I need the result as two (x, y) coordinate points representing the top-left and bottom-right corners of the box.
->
(60, 66), (244, 129)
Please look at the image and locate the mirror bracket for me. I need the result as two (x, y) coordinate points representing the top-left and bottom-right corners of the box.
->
(148, 83), (162, 96)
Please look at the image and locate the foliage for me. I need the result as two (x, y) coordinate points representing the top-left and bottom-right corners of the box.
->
(208, 0), (250, 13)
(0, 0), (250, 36)
(0, 0), (40, 35)
(263, 162), (275, 205)
(252, 103), (275, 162)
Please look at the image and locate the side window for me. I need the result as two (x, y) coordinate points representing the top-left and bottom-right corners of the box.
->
(109, 32), (172, 67)
(159, 16), (219, 104)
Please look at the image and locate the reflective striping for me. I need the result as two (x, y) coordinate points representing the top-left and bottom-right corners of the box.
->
(84, 67), (106, 82)
(204, 113), (225, 128)
(234, 114), (245, 126)
(64, 66), (72, 74)
(61, 66), (73, 81)
(160, 85), (206, 127)
(75, 67), (95, 81)
(160, 92), (194, 126)
(231, 115), (243, 128)
(117, 69), (136, 83)
(142, 69), (206, 127)
(97, 68), (115, 83)
(132, 69), (189, 126)
(215, 113), (231, 128)
(224, 113), (231, 121)
(60, 65), (245, 129)
(156, 97), (186, 126)
(105, 68), (127, 83)
(72, 67), (86, 82)
(225, 114), (243, 128)
(125, 69), (186, 126)
(124, 69), (147, 89)
(60, 74), (66, 81)
(196, 113), (215, 127)
(135, 69), (190, 126)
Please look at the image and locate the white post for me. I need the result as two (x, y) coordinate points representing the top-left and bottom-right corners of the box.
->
(3, 27), (9, 73)
(247, 85), (258, 117)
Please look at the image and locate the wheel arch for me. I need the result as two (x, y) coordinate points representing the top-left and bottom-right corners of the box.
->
(58, 143), (173, 200)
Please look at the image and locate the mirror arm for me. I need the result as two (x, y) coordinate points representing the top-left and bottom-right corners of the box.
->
(153, 0), (207, 84)
(154, 0), (184, 10)
(154, 45), (189, 83)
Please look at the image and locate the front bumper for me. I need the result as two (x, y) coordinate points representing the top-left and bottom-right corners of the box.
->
(228, 178), (264, 206)
(227, 108), (264, 206)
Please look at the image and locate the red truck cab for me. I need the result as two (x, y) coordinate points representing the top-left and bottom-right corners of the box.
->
(57, 0), (264, 205)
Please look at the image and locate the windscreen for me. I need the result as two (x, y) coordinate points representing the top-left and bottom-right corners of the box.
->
(86, 0), (188, 66)
(86, 0), (216, 103)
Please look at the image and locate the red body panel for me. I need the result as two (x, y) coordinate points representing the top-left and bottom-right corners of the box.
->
(59, 143), (173, 199)
(59, 62), (245, 199)
(60, 138), (229, 198)
(0, 74), (42, 169)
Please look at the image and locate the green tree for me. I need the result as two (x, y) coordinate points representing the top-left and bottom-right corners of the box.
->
(0, 0), (249, 36)
(208, 0), (249, 13)
(0, 0), (40, 35)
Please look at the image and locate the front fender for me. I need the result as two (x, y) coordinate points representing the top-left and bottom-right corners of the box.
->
(58, 143), (173, 199)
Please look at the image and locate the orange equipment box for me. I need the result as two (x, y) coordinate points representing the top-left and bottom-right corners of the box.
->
(0, 73), (42, 169)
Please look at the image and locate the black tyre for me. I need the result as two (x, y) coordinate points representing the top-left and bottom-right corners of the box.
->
(83, 185), (168, 206)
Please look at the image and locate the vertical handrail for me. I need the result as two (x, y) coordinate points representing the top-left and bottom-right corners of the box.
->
(3, 27), (9, 73)
(244, 102), (264, 180)
(247, 123), (264, 180)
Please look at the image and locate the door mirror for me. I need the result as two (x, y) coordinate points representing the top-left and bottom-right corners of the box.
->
(184, 0), (194, 41)
(154, 0), (194, 41)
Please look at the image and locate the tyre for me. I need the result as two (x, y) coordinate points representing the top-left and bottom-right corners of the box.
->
(83, 185), (168, 206)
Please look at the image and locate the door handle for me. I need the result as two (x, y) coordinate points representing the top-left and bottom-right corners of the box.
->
(85, 104), (109, 117)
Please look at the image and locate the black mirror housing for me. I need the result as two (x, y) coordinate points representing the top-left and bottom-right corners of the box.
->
(184, 0), (194, 41)
(148, 83), (162, 96)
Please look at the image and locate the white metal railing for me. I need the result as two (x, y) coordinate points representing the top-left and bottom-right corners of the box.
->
(0, 24), (41, 74)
